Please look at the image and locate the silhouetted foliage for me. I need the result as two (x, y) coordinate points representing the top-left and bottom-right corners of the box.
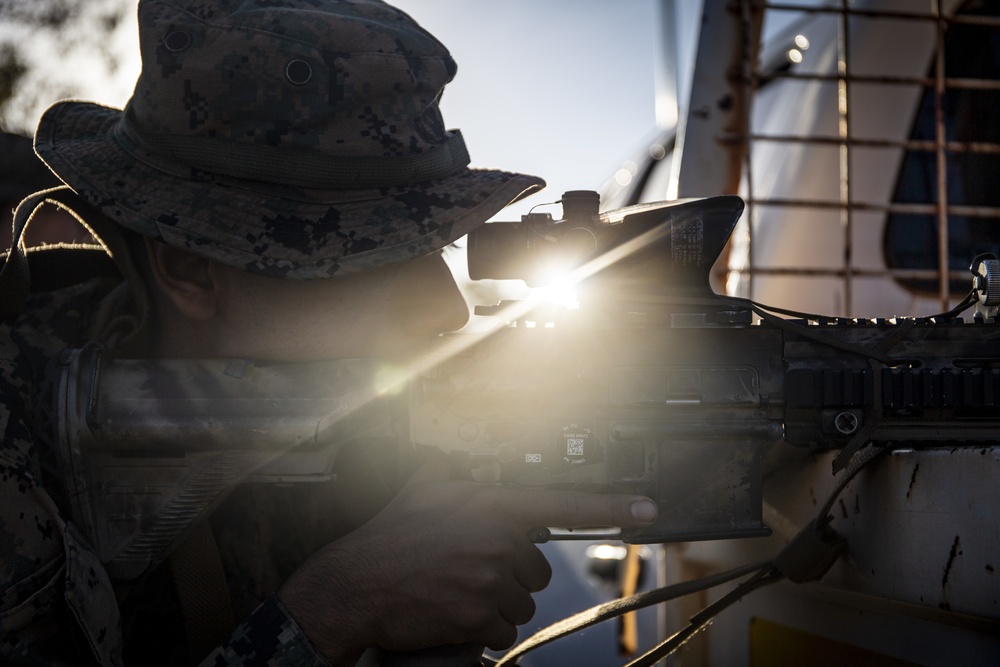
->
(0, 0), (137, 133)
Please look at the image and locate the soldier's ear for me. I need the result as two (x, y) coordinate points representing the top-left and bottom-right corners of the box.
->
(144, 238), (221, 321)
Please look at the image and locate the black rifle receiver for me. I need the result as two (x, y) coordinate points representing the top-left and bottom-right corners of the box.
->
(410, 192), (1000, 544)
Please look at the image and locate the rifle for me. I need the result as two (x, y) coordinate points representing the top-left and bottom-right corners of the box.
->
(52, 193), (1000, 582)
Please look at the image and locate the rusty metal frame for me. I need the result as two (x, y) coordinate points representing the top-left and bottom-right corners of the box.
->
(674, 0), (764, 199)
(734, 0), (1000, 313)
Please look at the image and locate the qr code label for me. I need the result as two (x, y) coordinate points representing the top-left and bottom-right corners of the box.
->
(525, 453), (542, 463)
(566, 438), (585, 456)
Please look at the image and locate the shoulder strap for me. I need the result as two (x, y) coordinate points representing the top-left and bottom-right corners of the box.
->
(0, 186), (54, 318)
(0, 188), (151, 342)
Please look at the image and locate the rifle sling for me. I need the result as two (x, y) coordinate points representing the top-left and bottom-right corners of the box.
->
(168, 520), (236, 661)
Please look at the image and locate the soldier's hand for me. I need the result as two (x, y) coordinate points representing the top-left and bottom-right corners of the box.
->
(277, 458), (657, 665)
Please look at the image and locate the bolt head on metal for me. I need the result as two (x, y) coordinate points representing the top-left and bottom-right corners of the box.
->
(834, 411), (860, 435)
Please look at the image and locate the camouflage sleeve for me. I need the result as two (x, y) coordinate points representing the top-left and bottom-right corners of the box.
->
(198, 595), (329, 667)
(1, 371), (324, 667)
(0, 355), (124, 666)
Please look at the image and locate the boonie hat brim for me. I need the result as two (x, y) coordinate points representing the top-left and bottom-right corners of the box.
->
(36, 100), (544, 279)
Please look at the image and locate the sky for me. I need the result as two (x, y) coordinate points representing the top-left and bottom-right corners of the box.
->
(384, 0), (666, 219)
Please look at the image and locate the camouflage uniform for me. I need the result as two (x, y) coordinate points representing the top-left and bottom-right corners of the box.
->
(0, 276), (339, 665)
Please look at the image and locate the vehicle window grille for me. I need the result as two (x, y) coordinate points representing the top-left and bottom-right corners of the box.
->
(740, 0), (1000, 313)
(883, 2), (1000, 295)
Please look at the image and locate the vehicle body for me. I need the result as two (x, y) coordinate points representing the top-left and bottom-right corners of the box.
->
(599, 0), (1000, 664)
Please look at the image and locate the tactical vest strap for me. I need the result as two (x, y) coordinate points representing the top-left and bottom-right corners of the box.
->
(0, 187), (150, 341)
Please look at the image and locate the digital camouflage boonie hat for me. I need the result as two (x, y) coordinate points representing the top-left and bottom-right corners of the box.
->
(34, 0), (545, 279)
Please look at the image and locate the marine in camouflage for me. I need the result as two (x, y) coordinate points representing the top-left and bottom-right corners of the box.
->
(2, 0), (541, 664)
